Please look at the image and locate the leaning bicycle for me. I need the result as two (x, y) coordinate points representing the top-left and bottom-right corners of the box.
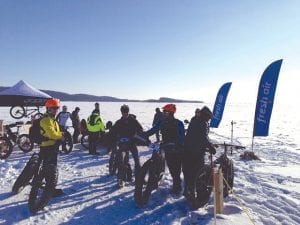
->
(10, 106), (43, 120)
(189, 142), (245, 209)
(0, 121), (33, 159)
(134, 142), (173, 206)
(12, 152), (62, 213)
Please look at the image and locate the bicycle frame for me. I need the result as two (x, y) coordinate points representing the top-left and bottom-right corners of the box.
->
(24, 107), (41, 117)
(4, 122), (24, 145)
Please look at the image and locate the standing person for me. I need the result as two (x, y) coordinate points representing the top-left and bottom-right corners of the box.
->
(39, 98), (64, 195)
(56, 105), (72, 129)
(71, 107), (80, 143)
(87, 109), (105, 155)
(145, 104), (185, 194)
(152, 107), (163, 142)
(183, 106), (216, 203)
(110, 104), (143, 177)
(92, 102), (100, 114)
(56, 105), (72, 150)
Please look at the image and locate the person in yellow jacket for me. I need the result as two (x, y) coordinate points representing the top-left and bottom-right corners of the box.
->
(39, 98), (64, 195)
(87, 109), (105, 155)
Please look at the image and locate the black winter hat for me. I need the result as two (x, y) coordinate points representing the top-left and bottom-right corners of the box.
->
(200, 106), (213, 120)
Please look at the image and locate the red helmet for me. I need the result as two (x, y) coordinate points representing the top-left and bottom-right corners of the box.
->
(162, 104), (176, 113)
(45, 98), (61, 108)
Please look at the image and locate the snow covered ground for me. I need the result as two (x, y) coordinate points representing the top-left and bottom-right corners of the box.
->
(0, 102), (299, 225)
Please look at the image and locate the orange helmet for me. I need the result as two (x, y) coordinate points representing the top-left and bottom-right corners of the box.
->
(162, 104), (176, 113)
(45, 98), (61, 108)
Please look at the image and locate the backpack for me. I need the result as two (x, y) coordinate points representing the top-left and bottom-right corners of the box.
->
(29, 117), (48, 144)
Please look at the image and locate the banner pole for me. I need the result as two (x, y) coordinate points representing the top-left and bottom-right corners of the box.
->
(231, 120), (234, 145)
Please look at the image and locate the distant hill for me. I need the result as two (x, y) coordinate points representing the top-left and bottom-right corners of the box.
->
(0, 86), (203, 103)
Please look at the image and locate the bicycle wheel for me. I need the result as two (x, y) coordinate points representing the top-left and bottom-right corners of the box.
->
(28, 165), (57, 213)
(134, 160), (154, 206)
(0, 137), (13, 159)
(116, 150), (129, 188)
(12, 153), (40, 194)
(80, 134), (89, 150)
(222, 158), (234, 197)
(17, 134), (34, 153)
(108, 148), (118, 175)
(33, 112), (43, 120)
(10, 106), (26, 119)
(62, 131), (73, 154)
(194, 165), (213, 209)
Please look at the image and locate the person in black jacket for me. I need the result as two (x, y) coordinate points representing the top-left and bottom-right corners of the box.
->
(71, 107), (80, 143)
(110, 104), (143, 176)
(183, 106), (216, 200)
(146, 104), (185, 194)
(152, 108), (163, 142)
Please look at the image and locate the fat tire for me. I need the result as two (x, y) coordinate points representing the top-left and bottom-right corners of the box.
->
(28, 165), (57, 213)
(12, 153), (40, 194)
(134, 160), (153, 206)
(62, 131), (73, 154)
(0, 137), (13, 159)
(108, 148), (118, 175)
(10, 106), (25, 119)
(222, 158), (234, 197)
(18, 134), (34, 153)
(33, 112), (43, 120)
(193, 165), (212, 209)
(80, 134), (89, 150)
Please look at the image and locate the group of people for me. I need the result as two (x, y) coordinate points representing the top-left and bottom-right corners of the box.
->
(37, 99), (216, 202)
(146, 104), (216, 199)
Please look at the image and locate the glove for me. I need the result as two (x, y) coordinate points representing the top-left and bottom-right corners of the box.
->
(209, 145), (216, 155)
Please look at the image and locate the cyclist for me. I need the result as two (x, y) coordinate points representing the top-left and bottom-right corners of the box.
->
(183, 106), (216, 201)
(56, 105), (72, 129)
(152, 108), (163, 142)
(110, 104), (144, 177)
(71, 107), (80, 143)
(56, 105), (72, 150)
(145, 104), (185, 194)
(92, 102), (100, 114)
(87, 109), (105, 155)
(39, 98), (64, 196)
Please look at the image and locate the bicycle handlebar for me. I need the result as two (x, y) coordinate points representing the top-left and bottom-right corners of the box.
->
(213, 142), (245, 150)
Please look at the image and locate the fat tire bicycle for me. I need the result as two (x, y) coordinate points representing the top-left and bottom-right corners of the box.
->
(115, 137), (133, 188)
(12, 152), (61, 213)
(188, 142), (245, 209)
(0, 122), (33, 159)
(134, 143), (178, 206)
(10, 106), (43, 120)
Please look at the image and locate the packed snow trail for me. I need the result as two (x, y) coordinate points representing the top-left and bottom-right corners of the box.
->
(1, 141), (299, 225)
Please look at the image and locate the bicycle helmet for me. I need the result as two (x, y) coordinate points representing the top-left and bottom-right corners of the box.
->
(120, 104), (129, 113)
(162, 104), (176, 113)
(45, 98), (61, 108)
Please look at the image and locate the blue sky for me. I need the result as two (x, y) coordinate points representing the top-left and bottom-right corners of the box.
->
(0, 1), (299, 103)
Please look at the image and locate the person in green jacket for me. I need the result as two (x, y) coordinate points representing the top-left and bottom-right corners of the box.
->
(87, 109), (105, 155)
